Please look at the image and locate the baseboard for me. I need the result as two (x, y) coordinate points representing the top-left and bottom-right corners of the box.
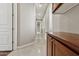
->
(17, 41), (35, 49)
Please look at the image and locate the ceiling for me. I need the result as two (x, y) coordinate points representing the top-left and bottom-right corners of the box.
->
(35, 3), (48, 20)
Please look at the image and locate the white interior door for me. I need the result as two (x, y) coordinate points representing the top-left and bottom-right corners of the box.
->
(0, 3), (12, 51)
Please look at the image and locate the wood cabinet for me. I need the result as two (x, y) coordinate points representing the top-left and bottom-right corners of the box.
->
(47, 32), (79, 56)
(53, 3), (60, 10)
(54, 40), (77, 56)
(52, 3), (78, 13)
(52, 3), (63, 13)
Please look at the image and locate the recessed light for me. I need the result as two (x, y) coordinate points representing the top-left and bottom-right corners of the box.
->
(38, 4), (42, 8)
(37, 13), (41, 16)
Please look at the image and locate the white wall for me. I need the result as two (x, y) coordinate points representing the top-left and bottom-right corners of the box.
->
(52, 14), (61, 32)
(48, 4), (53, 33)
(17, 4), (35, 46)
(52, 5), (79, 34)
(43, 4), (53, 33)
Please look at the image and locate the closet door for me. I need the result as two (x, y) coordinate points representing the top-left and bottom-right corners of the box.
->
(0, 3), (12, 51)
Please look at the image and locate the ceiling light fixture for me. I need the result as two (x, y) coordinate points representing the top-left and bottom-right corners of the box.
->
(37, 13), (41, 16)
(38, 3), (42, 8)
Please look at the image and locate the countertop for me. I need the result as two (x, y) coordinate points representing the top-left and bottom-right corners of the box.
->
(47, 32), (79, 55)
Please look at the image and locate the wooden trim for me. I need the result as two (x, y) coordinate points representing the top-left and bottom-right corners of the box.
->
(47, 33), (79, 55)
(0, 51), (11, 56)
(53, 3), (63, 13)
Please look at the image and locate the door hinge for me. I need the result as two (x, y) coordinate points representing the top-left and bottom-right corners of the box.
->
(12, 41), (14, 43)
(12, 14), (14, 16)
(12, 27), (14, 30)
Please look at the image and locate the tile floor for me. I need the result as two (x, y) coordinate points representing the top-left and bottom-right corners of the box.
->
(8, 39), (47, 56)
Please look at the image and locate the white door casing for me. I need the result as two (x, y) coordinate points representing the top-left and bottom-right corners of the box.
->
(12, 3), (17, 50)
(0, 3), (12, 51)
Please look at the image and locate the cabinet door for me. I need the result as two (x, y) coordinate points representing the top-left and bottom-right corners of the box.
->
(54, 40), (77, 56)
(47, 35), (53, 56)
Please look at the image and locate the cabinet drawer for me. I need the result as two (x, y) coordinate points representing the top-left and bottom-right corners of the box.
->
(54, 40), (77, 56)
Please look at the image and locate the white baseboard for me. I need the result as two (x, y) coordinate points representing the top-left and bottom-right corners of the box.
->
(17, 41), (35, 49)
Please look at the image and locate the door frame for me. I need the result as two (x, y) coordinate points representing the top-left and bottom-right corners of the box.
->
(12, 3), (17, 50)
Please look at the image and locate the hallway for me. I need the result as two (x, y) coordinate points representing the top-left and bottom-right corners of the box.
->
(8, 3), (48, 56)
(8, 39), (47, 56)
